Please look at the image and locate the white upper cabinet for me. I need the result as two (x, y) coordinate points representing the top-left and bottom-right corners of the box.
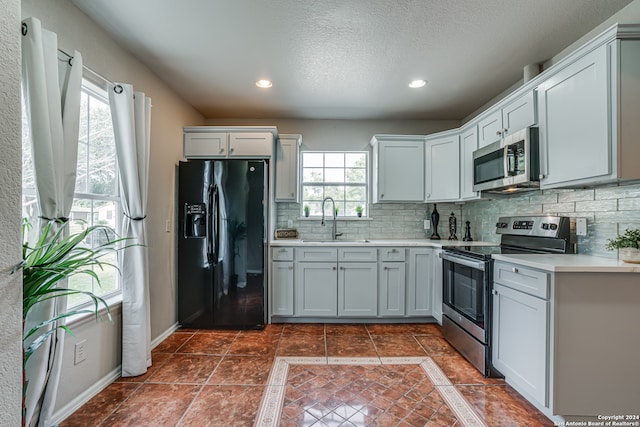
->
(538, 36), (640, 188)
(478, 90), (537, 148)
(228, 132), (273, 157)
(275, 134), (301, 202)
(425, 131), (460, 202)
(370, 135), (425, 203)
(183, 127), (276, 159)
(459, 124), (480, 201)
(184, 132), (227, 158)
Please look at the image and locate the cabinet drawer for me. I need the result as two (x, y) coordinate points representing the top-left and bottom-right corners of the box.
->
(379, 247), (405, 262)
(494, 262), (549, 299)
(295, 247), (338, 262)
(272, 247), (294, 261)
(338, 248), (377, 262)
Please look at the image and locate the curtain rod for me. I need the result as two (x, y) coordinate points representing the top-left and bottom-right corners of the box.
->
(57, 48), (115, 88)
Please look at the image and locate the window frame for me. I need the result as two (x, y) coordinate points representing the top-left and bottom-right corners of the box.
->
(300, 150), (369, 218)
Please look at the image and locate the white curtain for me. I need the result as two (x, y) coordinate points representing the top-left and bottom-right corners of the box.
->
(109, 83), (152, 377)
(21, 17), (83, 427)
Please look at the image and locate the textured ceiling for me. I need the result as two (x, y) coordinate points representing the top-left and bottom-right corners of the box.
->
(71, 0), (633, 120)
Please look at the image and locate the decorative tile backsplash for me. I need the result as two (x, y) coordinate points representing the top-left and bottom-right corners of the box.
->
(460, 182), (640, 258)
(275, 182), (640, 259)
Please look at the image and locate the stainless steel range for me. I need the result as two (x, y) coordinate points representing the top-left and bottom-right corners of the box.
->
(440, 215), (574, 377)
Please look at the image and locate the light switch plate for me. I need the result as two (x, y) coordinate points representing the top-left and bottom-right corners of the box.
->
(576, 218), (587, 236)
(424, 220), (430, 230)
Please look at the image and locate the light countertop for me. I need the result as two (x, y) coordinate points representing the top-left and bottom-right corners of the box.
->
(492, 253), (640, 273)
(270, 238), (497, 248)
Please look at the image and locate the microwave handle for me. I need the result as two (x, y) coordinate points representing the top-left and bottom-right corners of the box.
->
(503, 146), (510, 178)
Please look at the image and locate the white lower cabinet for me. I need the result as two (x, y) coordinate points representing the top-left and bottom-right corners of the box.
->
(272, 245), (439, 321)
(492, 262), (550, 408)
(406, 248), (433, 317)
(431, 249), (443, 323)
(338, 262), (378, 316)
(295, 262), (338, 316)
(378, 261), (406, 316)
(271, 261), (294, 316)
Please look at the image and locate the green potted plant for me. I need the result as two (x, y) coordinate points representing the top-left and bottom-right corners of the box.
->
(605, 228), (640, 263)
(355, 205), (363, 218)
(14, 219), (128, 418)
(335, 206), (339, 216)
(303, 205), (310, 217)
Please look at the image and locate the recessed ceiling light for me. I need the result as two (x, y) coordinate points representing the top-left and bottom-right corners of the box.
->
(409, 79), (427, 88)
(256, 79), (272, 88)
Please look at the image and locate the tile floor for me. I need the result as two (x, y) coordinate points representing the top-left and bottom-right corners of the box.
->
(60, 323), (554, 427)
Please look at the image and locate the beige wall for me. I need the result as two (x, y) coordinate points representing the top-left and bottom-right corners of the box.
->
(0, 0), (24, 424)
(21, 0), (205, 419)
(206, 118), (460, 149)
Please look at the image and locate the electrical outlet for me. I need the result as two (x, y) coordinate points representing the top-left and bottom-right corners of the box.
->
(74, 340), (87, 365)
(165, 219), (171, 233)
(287, 219), (293, 228)
(424, 219), (430, 230)
(576, 218), (587, 236)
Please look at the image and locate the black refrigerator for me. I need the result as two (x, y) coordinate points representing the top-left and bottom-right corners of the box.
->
(177, 159), (268, 329)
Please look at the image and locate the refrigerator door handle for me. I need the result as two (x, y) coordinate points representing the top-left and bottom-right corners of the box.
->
(212, 184), (220, 265)
(206, 184), (214, 265)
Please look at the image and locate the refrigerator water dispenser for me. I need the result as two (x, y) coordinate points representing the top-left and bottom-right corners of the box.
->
(184, 203), (206, 238)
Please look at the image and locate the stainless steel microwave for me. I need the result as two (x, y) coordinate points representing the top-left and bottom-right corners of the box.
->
(472, 127), (540, 193)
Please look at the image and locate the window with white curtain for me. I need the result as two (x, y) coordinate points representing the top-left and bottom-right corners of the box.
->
(301, 151), (368, 217)
(22, 78), (122, 308)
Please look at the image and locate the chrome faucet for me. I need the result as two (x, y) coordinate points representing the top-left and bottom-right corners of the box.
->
(321, 196), (342, 240)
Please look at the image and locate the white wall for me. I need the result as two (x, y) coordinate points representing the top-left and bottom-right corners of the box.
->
(0, 0), (24, 424)
(20, 0), (205, 419)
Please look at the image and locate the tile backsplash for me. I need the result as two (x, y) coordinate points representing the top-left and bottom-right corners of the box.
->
(461, 182), (640, 258)
(275, 182), (640, 259)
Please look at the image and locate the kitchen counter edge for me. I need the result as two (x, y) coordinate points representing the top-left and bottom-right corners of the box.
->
(270, 239), (497, 248)
(492, 253), (640, 273)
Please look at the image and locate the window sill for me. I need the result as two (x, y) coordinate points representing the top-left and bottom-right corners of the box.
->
(296, 216), (373, 221)
(66, 294), (122, 328)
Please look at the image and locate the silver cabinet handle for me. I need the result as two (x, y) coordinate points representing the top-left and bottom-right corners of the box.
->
(291, 192), (294, 197)
(229, 148), (234, 153)
(383, 266), (388, 270)
(492, 289), (498, 295)
(512, 267), (519, 273)
(380, 194), (384, 198)
(332, 266), (337, 270)
(339, 266), (344, 270)
(219, 148), (225, 154)
(503, 128), (508, 134)
(496, 130), (502, 136)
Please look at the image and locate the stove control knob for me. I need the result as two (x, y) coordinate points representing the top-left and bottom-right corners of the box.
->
(542, 223), (549, 230)
(550, 224), (558, 230)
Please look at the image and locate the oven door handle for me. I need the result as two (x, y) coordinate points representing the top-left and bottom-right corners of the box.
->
(440, 252), (487, 271)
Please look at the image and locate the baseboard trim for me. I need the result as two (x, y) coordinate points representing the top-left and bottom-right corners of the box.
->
(50, 365), (121, 425)
(151, 322), (179, 350)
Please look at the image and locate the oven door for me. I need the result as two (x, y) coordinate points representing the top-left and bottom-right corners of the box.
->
(441, 252), (489, 343)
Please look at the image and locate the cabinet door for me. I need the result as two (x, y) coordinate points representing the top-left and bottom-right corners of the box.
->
(406, 249), (433, 317)
(338, 263), (378, 317)
(538, 45), (609, 188)
(295, 262), (337, 316)
(425, 135), (460, 202)
(493, 283), (548, 407)
(275, 135), (300, 202)
(477, 110), (503, 148)
(271, 261), (294, 316)
(502, 90), (536, 135)
(378, 262), (406, 316)
(184, 132), (227, 158)
(432, 249), (442, 323)
(228, 132), (273, 157)
(459, 126), (479, 200)
(376, 140), (425, 202)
